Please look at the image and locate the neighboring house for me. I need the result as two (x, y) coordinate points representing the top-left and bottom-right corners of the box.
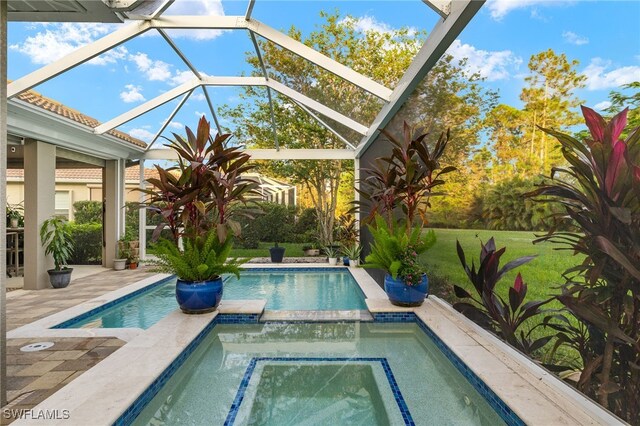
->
(6, 167), (158, 221)
(6, 169), (296, 222)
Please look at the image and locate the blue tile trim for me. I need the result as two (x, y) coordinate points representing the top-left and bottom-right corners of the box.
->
(374, 312), (525, 426)
(112, 313), (258, 426)
(224, 357), (414, 426)
(371, 312), (416, 323)
(52, 276), (176, 329)
(242, 267), (349, 273)
(216, 313), (261, 324)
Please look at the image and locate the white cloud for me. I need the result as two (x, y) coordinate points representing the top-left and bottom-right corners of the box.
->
(129, 52), (172, 81)
(341, 16), (392, 34)
(562, 31), (588, 46)
(340, 16), (417, 37)
(594, 101), (612, 111)
(583, 58), (640, 90)
(120, 84), (146, 103)
(446, 39), (522, 81)
(128, 128), (155, 142)
(191, 92), (206, 101)
(168, 121), (184, 130)
(9, 23), (117, 65)
(170, 70), (197, 86)
(91, 46), (129, 65)
(161, 0), (225, 41)
(487, 0), (573, 21)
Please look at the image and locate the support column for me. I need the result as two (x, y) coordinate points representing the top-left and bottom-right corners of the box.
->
(23, 140), (56, 290)
(1, 0), (8, 406)
(354, 158), (360, 236)
(103, 159), (125, 268)
(138, 160), (146, 260)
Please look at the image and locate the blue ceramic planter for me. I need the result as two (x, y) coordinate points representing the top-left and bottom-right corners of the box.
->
(176, 277), (223, 314)
(384, 273), (428, 307)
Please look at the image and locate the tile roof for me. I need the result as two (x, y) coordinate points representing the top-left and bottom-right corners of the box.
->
(6, 167), (159, 182)
(12, 86), (147, 148)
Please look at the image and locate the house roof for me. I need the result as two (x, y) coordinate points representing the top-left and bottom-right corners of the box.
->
(6, 167), (159, 183)
(12, 85), (147, 149)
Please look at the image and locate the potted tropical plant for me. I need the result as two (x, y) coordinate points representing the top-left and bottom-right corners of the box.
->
(128, 239), (140, 269)
(6, 203), (23, 228)
(302, 243), (320, 257)
(357, 121), (455, 306)
(342, 243), (362, 267)
(365, 215), (436, 305)
(323, 245), (339, 266)
(40, 216), (74, 288)
(150, 231), (245, 313)
(139, 116), (258, 313)
(128, 255), (139, 269)
(114, 238), (128, 270)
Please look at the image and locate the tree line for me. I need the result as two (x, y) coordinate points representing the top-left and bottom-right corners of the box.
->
(220, 11), (639, 238)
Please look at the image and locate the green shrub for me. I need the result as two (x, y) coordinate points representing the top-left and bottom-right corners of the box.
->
(73, 201), (102, 224)
(124, 202), (139, 240)
(236, 203), (320, 247)
(480, 178), (561, 231)
(249, 203), (295, 243)
(294, 208), (318, 240)
(67, 222), (102, 264)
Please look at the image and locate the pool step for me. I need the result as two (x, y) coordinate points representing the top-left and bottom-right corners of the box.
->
(260, 310), (374, 322)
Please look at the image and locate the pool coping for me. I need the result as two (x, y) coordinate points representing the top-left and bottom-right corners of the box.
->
(11, 265), (625, 426)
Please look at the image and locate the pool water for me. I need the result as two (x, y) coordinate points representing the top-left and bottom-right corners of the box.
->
(60, 269), (366, 329)
(133, 322), (506, 425)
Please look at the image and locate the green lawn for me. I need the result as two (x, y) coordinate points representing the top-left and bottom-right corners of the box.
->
(423, 228), (584, 364)
(231, 242), (309, 258)
(421, 228), (583, 305)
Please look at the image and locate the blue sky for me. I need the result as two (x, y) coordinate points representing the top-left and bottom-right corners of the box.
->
(7, 0), (640, 146)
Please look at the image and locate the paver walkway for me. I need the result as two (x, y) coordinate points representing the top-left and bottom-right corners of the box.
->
(2, 337), (125, 424)
(6, 267), (155, 331)
(2, 266), (157, 423)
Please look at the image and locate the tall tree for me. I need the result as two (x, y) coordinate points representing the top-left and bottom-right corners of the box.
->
(222, 11), (421, 244)
(520, 49), (586, 174)
(484, 104), (530, 179)
(604, 81), (640, 134)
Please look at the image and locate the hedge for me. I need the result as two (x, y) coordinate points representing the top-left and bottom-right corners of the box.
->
(72, 200), (141, 239)
(73, 201), (102, 224)
(67, 222), (102, 265)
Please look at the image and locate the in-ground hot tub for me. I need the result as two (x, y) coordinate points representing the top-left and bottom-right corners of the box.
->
(53, 268), (367, 330)
(119, 316), (522, 426)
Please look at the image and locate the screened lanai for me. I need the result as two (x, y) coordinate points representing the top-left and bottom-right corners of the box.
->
(1, 0), (484, 406)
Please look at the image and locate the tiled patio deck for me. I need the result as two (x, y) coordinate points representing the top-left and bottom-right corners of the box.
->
(3, 267), (155, 424)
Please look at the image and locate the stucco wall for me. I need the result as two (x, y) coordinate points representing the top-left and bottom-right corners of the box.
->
(7, 181), (141, 222)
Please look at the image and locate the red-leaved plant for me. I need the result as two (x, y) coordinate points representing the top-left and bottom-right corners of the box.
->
(454, 238), (552, 355)
(140, 116), (259, 243)
(528, 106), (639, 421)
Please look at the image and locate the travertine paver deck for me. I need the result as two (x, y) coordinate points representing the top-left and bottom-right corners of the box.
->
(2, 267), (155, 423)
(6, 267), (155, 331)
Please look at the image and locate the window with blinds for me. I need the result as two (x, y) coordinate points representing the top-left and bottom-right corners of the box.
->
(55, 191), (71, 219)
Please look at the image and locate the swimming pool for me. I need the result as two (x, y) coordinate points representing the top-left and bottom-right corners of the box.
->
(128, 321), (515, 425)
(54, 268), (367, 329)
